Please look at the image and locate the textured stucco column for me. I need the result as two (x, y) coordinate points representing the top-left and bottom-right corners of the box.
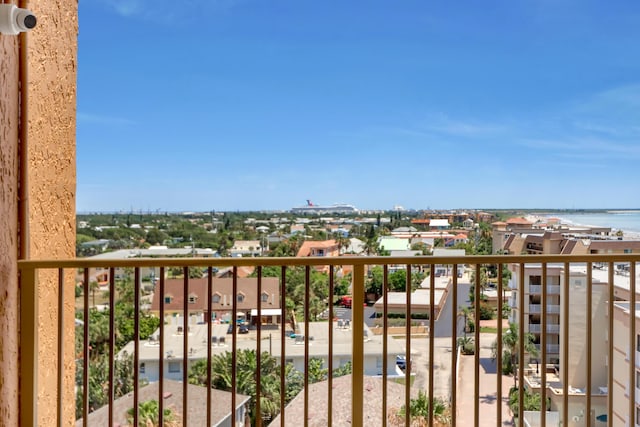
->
(26, 0), (78, 425)
(0, 31), (21, 427)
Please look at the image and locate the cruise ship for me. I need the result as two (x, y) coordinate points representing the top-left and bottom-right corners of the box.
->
(291, 200), (359, 215)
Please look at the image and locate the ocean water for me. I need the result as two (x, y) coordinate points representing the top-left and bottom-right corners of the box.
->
(551, 211), (640, 234)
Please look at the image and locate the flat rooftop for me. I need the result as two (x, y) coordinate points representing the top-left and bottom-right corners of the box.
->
(120, 321), (404, 362)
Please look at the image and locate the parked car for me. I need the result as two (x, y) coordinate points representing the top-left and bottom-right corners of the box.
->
(396, 355), (407, 371)
(338, 296), (352, 308)
(238, 325), (249, 334)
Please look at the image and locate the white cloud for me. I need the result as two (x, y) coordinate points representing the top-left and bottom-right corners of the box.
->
(97, 0), (244, 22)
(77, 112), (135, 126)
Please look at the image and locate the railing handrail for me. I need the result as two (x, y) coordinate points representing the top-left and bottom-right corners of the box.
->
(17, 253), (640, 270)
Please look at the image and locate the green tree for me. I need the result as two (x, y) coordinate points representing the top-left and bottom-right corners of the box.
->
(508, 386), (549, 414)
(307, 358), (328, 383)
(457, 336), (475, 355)
(127, 399), (178, 427)
(89, 281), (100, 307)
(332, 361), (352, 378)
(395, 391), (450, 425)
(75, 352), (140, 419)
(492, 323), (538, 381)
(189, 350), (304, 425)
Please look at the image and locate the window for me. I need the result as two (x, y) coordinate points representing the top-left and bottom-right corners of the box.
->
(261, 293), (269, 303)
(212, 293), (221, 303)
(637, 334), (640, 352)
(140, 363), (145, 374)
(625, 249), (633, 254)
(164, 295), (173, 304)
(168, 362), (181, 373)
(636, 371), (640, 388)
(188, 294), (197, 304)
(237, 294), (245, 303)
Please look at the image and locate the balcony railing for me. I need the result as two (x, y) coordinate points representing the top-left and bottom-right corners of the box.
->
(529, 324), (561, 334)
(17, 254), (640, 426)
(529, 285), (561, 295)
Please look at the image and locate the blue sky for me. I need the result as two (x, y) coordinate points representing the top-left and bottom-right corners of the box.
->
(77, 0), (640, 212)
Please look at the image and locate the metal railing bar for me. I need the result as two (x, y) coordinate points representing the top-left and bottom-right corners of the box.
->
(496, 264), (503, 427)
(518, 263), (525, 425)
(207, 266), (213, 427)
(134, 267), (141, 427)
(108, 268), (116, 427)
(280, 265), (293, 427)
(630, 262), (636, 427)
(19, 265), (37, 427)
(158, 267), (165, 427)
(474, 263), (481, 427)
(328, 266), (334, 427)
(562, 262), (569, 427)
(541, 263), (547, 427)
(57, 268), (64, 427)
(382, 264), (388, 427)
(280, 266), (286, 427)
(231, 266), (238, 427)
(405, 265), (411, 427)
(19, 253), (640, 270)
(586, 262), (592, 427)
(352, 264), (365, 427)
(83, 267), (89, 427)
(607, 262), (614, 427)
(304, 265), (310, 427)
(451, 264), (458, 427)
(182, 268), (188, 426)
(256, 266), (262, 427)
(429, 263), (435, 427)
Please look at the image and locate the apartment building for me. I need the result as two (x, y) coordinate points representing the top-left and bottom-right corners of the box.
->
(509, 264), (608, 367)
(612, 302), (640, 427)
(513, 264), (610, 426)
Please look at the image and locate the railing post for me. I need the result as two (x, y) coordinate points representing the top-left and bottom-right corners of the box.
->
(19, 265), (38, 426)
(352, 264), (364, 427)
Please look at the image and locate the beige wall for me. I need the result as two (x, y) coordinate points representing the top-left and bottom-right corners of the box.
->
(0, 0), (77, 424)
(0, 28), (21, 427)
(29, 0), (78, 424)
(560, 272), (609, 390)
(612, 303), (640, 427)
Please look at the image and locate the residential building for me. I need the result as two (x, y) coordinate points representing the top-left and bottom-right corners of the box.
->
(296, 239), (340, 258)
(76, 380), (250, 427)
(120, 321), (404, 383)
(378, 236), (410, 252)
(269, 375), (416, 426)
(85, 246), (218, 285)
(150, 277), (281, 325)
(229, 240), (262, 257)
(509, 264), (609, 366)
(612, 302), (640, 427)
(373, 275), (451, 320)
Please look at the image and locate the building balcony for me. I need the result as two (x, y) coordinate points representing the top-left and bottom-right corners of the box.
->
(528, 323), (560, 334)
(16, 253), (640, 426)
(529, 284), (561, 295)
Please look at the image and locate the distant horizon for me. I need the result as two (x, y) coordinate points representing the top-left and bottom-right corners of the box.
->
(76, 207), (640, 215)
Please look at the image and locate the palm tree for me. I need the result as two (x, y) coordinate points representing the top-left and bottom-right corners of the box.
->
(333, 232), (349, 255)
(492, 322), (538, 384)
(189, 350), (304, 424)
(363, 237), (379, 256)
(127, 399), (178, 427)
(394, 390), (450, 426)
(89, 281), (100, 307)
